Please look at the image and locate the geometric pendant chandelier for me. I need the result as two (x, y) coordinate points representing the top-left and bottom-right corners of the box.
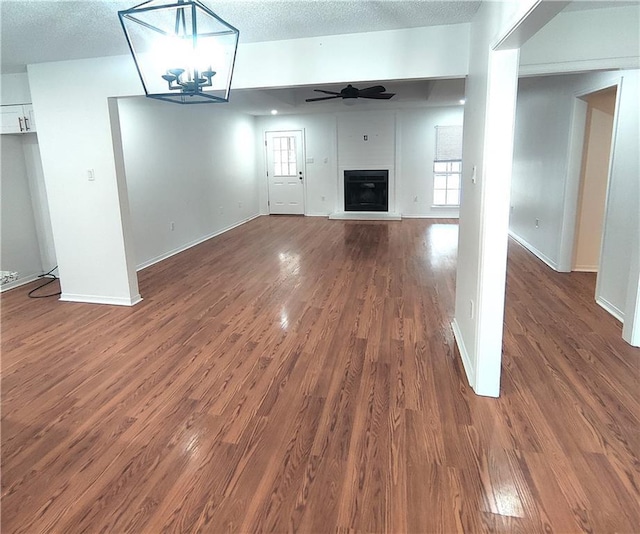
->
(118, 0), (239, 104)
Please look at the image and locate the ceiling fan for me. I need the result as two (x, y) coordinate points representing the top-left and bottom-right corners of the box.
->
(305, 84), (395, 102)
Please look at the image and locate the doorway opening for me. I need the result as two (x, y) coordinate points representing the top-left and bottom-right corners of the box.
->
(572, 86), (617, 278)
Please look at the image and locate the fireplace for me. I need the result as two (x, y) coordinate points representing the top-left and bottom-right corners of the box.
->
(344, 170), (389, 212)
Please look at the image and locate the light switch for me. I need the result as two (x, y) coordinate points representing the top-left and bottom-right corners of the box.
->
(87, 169), (95, 181)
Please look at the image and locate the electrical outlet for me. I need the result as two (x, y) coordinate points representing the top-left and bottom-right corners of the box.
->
(414, 196), (418, 202)
(170, 221), (175, 231)
(535, 218), (540, 228)
(321, 196), (325, 202)
(87, 169), (95, 181)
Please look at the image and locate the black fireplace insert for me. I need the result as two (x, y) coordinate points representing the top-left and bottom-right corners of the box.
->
(344, 170), (388, 212)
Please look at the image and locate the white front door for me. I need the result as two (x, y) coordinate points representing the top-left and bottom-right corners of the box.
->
(266, 130), (305, 215)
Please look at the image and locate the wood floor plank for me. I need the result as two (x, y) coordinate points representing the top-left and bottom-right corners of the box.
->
(2, 216), (639, 533)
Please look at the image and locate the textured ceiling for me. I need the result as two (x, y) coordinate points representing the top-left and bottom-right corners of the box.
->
(1, 0), (634, 114)
(0, 0), (482, 74)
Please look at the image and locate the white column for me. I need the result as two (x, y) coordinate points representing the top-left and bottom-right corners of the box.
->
(28, 56), (143, 305)
(452, 0), (567, 397)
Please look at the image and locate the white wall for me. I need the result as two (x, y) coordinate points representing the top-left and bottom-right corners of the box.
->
(1, 135), (43, 287)
(234, 24), (470, 89)
(1, 73), (56, 290)
(510, 70), (639, 333)
(397, 107), (463, 218)
(256, 106), (464, 217)
(510, 74), (585, 269)
(0, 73), (32, 105)
(117, 97), (259, 269)
(520, 5), (640, 76)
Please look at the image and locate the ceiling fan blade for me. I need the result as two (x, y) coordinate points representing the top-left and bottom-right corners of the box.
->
(357, 85), (387, 96)
(360, 93), (395, 100)
(306, 95), (341, 102)
(314, 89), (341, 95)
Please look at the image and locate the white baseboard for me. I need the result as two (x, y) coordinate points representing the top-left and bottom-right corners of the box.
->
(401, 214), (460, 219)
(329, 212), (401, 221)
(508, 231), (559, 271)
(573, 265), (598, 273)
(305, 213), (330, 218)
(451, 318), (475, 389)
(0, 273), (42, 293)
(136, 214), (261, 272)
(60, 293), (143, 306)
(596, 296), (624, 323)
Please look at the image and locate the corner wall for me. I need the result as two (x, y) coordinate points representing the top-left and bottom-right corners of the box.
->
(117, 97), (259, 269)
(28, 56), (144, 305)
(1, 73), (55, 291)
(1, 135), (43, 287)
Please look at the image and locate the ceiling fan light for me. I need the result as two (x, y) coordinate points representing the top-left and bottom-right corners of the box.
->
(307, 83), (395, 104)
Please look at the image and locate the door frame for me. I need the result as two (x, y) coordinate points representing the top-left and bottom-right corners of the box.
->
(558, 77), (622, 275)
(264, 129), (307, 215)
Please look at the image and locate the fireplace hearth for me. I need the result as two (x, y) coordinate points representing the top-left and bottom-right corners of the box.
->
(344, 170), (389, 212)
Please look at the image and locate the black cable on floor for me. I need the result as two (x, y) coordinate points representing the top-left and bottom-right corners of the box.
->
(28, 266), (61, 298)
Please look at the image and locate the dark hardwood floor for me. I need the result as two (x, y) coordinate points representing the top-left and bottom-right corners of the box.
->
(1, 216), (638, 533)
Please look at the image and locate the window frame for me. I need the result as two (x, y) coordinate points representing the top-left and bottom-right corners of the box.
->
(432, 159), (462, 207)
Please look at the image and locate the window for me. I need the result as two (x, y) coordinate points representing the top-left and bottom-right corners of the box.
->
(433, 160), (461, 206)
(433, 125), (463, 206)
(273, 136), (297, 176)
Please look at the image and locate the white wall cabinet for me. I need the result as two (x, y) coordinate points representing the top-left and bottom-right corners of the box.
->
(1, 104), (36, 134)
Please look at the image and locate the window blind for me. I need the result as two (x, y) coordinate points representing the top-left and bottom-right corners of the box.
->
(435, 125), (463, 161)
